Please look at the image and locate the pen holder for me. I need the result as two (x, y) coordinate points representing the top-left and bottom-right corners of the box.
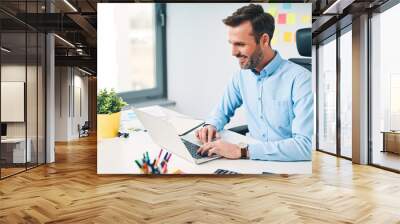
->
(138, 162), (167, 174)
(135, 150), (172, 174)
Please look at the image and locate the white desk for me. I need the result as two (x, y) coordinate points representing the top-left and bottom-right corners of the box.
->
(1, 138), (31, 163)
(97, 106), (312, 174)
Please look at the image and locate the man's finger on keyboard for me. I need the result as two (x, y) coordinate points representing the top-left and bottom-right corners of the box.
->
(207, 129), (214, 143)
(197, 142), (213, 155)
(208, 147), (218, 157)
(199, 129), (205, 143)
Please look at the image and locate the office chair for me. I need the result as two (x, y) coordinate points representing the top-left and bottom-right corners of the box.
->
(228, 28), (312, 136)
(288, 28), (312, 71)
(78, 121), (90, 138)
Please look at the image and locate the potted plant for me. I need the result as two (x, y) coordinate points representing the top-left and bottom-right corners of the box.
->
(97, 88), (128, 139)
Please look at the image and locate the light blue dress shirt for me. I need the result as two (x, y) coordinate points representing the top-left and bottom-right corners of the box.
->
(206, 51), (313, 161)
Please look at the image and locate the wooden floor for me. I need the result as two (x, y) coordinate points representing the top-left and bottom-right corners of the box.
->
(1, 167), (26, 178)
(373, 150), (400, 171)
(1, 135), (400, 223)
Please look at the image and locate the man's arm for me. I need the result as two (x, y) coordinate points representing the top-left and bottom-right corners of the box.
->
(248, 71), (314, 161)
(206, 72), (243, 131)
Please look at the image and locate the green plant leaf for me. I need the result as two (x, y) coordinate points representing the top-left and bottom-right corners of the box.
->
(97, 88), (128, 114)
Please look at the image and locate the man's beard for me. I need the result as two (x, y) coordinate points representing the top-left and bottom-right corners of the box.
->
(239, 46), (264, 70)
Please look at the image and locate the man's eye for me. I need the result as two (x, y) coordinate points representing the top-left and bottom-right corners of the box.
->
(233, 43), (245, 47)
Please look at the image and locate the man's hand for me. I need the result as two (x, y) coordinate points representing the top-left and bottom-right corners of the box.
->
(197, 140), (241, 159)
(195, 125), (219, 144)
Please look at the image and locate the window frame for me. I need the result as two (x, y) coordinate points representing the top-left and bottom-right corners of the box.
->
(315, 24), (353, 161)
(316, 33), (338, 156)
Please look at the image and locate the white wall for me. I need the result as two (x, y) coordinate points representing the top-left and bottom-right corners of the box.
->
(55, 67), (89, 141)
(55, 67), (69, 141)
(72, 74), (89, 138)
(166, 3), (311, 128)
(1, 64), (47, 163)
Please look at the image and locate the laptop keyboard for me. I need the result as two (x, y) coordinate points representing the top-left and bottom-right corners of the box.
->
(181, 139), (208, 159)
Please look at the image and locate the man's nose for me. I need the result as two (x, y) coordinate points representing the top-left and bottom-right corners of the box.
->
(232, 46), (239, 57)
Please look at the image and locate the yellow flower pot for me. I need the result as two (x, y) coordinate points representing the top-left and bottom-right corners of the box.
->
(97, 112), (121, 139)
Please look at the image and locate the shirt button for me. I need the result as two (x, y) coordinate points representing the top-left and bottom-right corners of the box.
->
(262, 134), (266, 138)
(258, 97), (261, 101)
(260, 115), (263, 119)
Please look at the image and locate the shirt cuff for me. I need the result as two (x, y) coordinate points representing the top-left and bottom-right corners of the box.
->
(205, 119), (223, 132)
(248, 142), (277, 160)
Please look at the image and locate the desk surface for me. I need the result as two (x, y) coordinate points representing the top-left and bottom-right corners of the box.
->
(381, 131), (400, 134)
(97, 106), (312, 175)
(1, 138), (28, 143)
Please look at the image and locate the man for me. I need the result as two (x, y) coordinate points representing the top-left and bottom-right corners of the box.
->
(196, 4), (313, 161)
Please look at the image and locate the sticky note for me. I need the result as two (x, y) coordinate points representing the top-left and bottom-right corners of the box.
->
(283, 32), (293, 43)
(278, 13), (286, 24)
(287, 13), (296, 25)
(301, 15), (311, 24)
(267, 7), (277, 17)
(283, 3), (292, 10)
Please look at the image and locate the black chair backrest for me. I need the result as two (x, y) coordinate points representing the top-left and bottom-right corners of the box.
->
(288, 28), (311, 71)
(296, 28), (311, 57)
(82, 121), (90, 129)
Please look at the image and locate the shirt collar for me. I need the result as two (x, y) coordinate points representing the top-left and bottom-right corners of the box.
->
(250, 51), (283, 79)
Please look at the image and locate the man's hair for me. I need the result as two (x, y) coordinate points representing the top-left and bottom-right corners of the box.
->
(223, 4), (275, 44)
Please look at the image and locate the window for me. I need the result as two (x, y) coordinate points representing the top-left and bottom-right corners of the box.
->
(371, 2), (400, 171)
(317, 36), (337, 154)
(390, 74), (400, 130)
(339, 27), (352, 158)
(97, 3), (166, 104)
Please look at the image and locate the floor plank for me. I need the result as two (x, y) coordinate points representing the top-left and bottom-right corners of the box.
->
(1, 135), (400, 223)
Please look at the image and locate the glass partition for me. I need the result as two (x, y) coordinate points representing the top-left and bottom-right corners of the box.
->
(1, 31), (28, 177)
(0, 1), (46, 179)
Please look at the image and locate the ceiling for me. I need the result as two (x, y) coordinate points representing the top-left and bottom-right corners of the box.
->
(0, 0), (395, 75)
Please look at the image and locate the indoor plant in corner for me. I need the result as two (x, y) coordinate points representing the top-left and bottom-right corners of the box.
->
(97, 89), (128, 139)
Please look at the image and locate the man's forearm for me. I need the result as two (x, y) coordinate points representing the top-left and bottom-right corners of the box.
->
(248, 135), (312, 161)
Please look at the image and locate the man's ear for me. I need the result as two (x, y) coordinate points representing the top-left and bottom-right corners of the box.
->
(260, 33), (270, 48)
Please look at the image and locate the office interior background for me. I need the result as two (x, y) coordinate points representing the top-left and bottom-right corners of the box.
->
(0, 0), (97, 179)
(97, 3), (311, 130)
(1, 0), (400, 223)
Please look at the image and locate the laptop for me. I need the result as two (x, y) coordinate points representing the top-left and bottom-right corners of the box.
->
(134, 109), (221, 164)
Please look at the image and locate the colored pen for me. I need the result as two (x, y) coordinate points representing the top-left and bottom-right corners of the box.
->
(164, 152), (169, 160)
(156, 149), (163, 166)
(135, 160), (142, 169)
(160, 160), (165, 168)
(166, 153), (172, 162)
(142, 162), (147, 174)
(146, 151), (150, 162)
(162, 162), (168, 174)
